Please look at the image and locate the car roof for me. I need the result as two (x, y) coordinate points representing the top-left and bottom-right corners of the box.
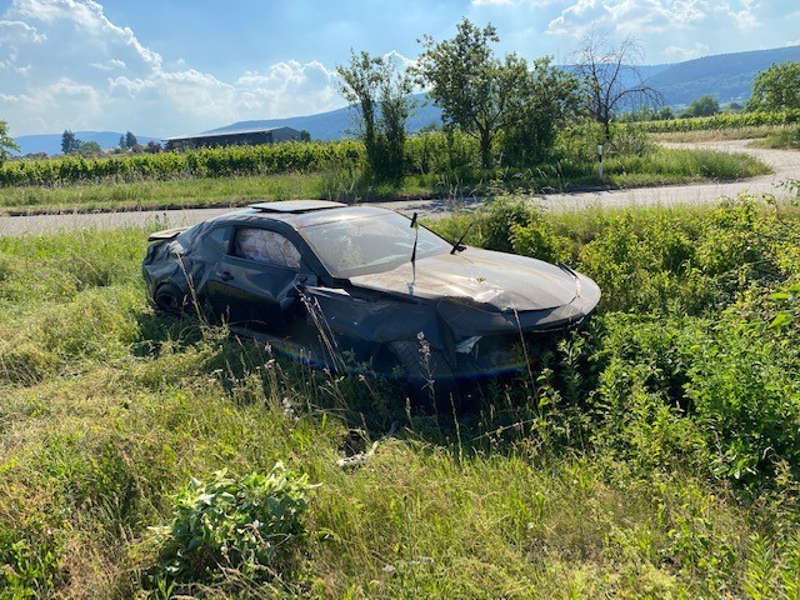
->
(211, 203), (400, 230)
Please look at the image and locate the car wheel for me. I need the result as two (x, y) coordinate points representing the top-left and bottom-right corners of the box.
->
(153, 282), (187, 315)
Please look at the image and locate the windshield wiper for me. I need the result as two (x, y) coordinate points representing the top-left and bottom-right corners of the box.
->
(450, 221), (474, 254)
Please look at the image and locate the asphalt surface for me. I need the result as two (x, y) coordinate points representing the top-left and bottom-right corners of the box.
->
(1, 140), (797, 237)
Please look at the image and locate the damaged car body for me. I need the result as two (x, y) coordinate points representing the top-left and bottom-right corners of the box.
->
(142, 200), (601, 383)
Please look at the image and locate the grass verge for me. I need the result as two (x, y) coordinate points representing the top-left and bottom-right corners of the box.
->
(651, 124), (795, 143)
(749, 126), (800, 150)
(1, 197), (799, 598)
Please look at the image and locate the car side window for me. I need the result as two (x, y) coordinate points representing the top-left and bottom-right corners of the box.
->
(233, 228), (302, 269)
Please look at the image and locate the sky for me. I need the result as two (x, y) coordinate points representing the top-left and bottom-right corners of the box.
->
(1, 0), (799, 137)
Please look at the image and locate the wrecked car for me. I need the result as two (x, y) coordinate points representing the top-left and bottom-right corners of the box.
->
(142, 200), (600, 382)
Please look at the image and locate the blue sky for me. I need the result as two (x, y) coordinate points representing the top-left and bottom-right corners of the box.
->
(1, 0), (799, 137)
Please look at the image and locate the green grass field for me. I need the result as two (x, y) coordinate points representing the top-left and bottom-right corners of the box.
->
(0, 147), (771, 216)
(1, 197), (799, 598)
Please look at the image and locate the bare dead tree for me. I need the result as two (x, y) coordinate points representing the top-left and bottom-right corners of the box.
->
(575, 32), (663, 143)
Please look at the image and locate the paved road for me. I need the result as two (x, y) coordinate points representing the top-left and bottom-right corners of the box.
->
(1, 140), (797, 236)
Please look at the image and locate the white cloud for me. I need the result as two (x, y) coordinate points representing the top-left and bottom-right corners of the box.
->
(89, 57), (125, 71)
(547, 0), (762, 37)
(0, 19), (46, 44)
(663, 41), (710, 61)
(0, 0), (350, 136)
(724, 0), (760, 30)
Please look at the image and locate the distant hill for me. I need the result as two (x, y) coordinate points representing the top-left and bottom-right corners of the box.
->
(644, 45), (800, 107)
(13, 131), (161, 157)
(12, 45), (800, 149)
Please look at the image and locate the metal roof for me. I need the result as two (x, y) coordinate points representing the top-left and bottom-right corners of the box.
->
(162, 126), (299, 142)
(249, 200), (347, 213)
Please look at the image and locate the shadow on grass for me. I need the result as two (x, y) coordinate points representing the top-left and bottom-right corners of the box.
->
(131, 307), (603, 460)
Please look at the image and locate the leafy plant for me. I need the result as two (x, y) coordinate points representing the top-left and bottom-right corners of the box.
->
(152, 464), (314, 585)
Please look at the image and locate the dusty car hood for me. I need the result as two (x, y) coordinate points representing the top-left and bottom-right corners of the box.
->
(348, 247), (578, 311)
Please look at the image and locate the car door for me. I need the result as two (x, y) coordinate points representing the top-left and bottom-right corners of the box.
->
(205, 226), (308, 332)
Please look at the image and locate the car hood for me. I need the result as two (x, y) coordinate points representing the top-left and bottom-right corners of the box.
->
(348, 247), (578, 312)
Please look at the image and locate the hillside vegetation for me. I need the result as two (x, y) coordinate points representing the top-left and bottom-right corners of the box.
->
(1, 196), (800, 597)
(0, 127), (771, 215)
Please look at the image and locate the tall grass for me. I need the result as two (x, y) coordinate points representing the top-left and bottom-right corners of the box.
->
(1, 198), (799, 597)
(750, 126), (800, 150)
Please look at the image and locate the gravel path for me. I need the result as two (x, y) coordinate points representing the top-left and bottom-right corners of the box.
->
(1, 140), (797, 236)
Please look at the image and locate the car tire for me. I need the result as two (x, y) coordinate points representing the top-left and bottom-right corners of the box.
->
(153, 282), (187, 316)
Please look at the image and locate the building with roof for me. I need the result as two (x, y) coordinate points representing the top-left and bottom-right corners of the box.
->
(162, 127), (303, 151)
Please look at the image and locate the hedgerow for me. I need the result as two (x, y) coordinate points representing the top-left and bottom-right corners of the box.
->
(0, 139), (364, 187)
(632, 109), (800, 132)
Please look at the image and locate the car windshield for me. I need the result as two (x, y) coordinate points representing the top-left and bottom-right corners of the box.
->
(301, 212), (453, 278)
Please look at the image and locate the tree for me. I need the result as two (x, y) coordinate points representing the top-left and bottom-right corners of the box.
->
(337, 50), (414, 181)
(0, 121), (20, 167)
(125, 131), (138, 149)
(61, 130), (79, 154)
(415, 18), (529, 169)
(747, 61), (800, 111)
(76, 140), (102, 156)
(684, 95), (720, 117)
(299, 129), (311, 142)
(501, 57), (581, 166)
(145, 140), (162, 153)
(574, 33), (663, 142)
(119, 134), (126, 150)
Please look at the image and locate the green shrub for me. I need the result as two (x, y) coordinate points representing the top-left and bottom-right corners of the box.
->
(152, 464), (314, 585)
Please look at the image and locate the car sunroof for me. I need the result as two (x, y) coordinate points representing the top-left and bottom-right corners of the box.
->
(250, 200), (347, 213)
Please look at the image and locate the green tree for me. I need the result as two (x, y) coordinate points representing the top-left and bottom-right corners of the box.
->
(337, 50), (413, 181)
(119, 134), (126, 150)
(61, 129), (79, 154)
(125, 131), (138, 148)
(299, 129), (311, 142)
(415, 18), (529, 169)
(76, 140), (102, 156)
(500, 57), (581, 167)
(684, 95), (720, 117)
(658, 106), (675, 120)
(747, 61), (800, 111)
(0, 121), (20, 166)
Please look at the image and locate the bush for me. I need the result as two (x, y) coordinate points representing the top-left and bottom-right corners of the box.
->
(152, 464), (314, 585)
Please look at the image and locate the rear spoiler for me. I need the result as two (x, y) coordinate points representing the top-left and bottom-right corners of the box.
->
(148, 226), (189, 242)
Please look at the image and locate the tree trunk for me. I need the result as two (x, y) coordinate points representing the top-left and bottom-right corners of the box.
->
(602, 114), (612, 144)
(479, 129), (492, 170)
